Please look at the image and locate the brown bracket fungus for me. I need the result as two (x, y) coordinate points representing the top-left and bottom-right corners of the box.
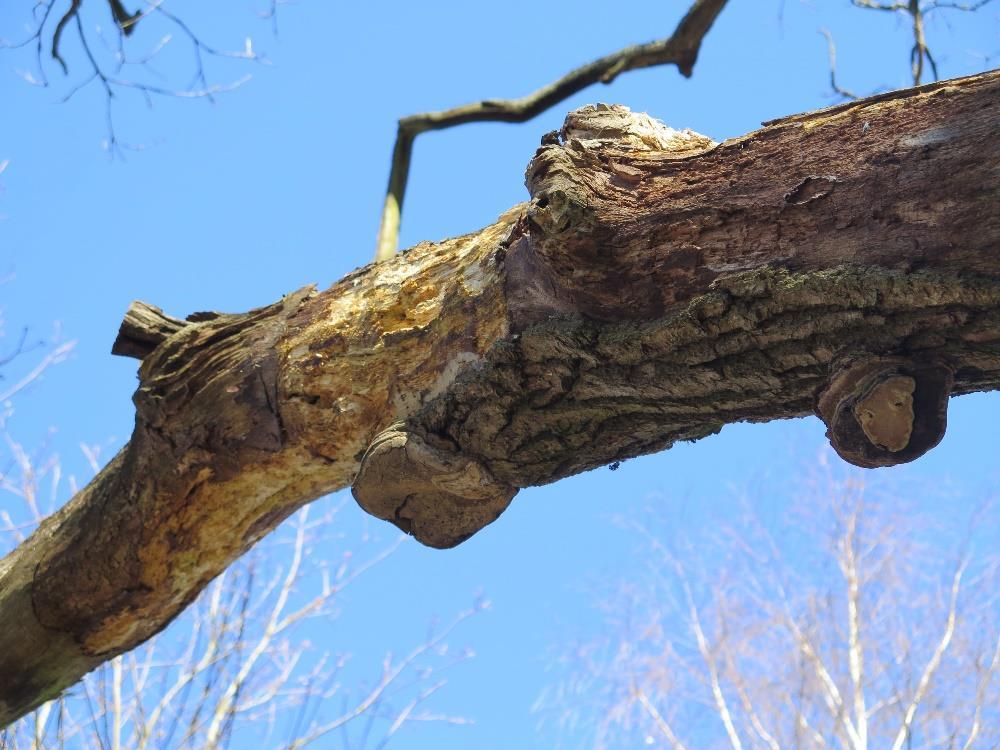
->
(351, 423), (519, 549)
(816, 356), (954, 468)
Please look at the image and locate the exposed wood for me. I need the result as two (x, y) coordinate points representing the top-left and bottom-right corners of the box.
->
(2, 69), (1000, 725)
(110, 301), (188, 360)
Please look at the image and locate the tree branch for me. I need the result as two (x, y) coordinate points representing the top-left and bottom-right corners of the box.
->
(680, 569), (743, 750)
(889, 560), (966, 750)
(839, 508), (869, 750)
(851, 0), (996, 88)
(2, 69), (1000, 726)
(632, 683), (689, 750)
(0, 0), (268, 154)
(373, 0), (731, 261)
(960, 633), (1000, 750)
(819, 29), (859, 100)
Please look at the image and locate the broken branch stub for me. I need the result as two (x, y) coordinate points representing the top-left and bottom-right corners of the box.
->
(815, 356), (954, 468)
(111, 301), (189, 360)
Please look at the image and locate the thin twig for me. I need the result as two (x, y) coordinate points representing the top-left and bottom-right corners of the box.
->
(51, 0), (83, 74)
(676, 561), (743, 750)
(960, 633), (1000, 750)
(285, 604), (480, 750)
(850, 0), (995, 87)
(889, 560), (967, 750)
(0, 0), (58, 87)
(3, 0), (269, 154)
(819, 29), (859, 99)
(631, 682), (689, 750)
(0, 341), (75, 404)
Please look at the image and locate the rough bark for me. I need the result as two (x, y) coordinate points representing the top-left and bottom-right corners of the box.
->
(2, 69), (1000, 725)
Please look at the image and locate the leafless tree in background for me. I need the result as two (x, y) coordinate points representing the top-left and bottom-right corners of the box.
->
(850, 0), (997, 86)
(0, 312), (483, 750)
(538, 461), (999, 749)
(820, 0), (997, 100)
(0, 0), (280, 154)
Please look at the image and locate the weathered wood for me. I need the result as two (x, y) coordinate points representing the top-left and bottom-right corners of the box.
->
(2, 69), (1000, 725)
(111, 301), (189, 360)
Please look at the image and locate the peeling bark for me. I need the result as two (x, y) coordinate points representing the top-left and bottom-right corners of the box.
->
(2, 70), (1000, 725)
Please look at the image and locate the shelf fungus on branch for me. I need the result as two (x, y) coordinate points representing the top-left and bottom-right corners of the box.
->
(815, 356), (954, 468)
(352, 423), (519, 549)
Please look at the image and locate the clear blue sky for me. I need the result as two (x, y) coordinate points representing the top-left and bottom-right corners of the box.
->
(2, 1), (999, 747)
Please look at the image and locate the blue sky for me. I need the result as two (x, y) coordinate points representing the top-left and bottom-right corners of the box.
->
(2, 1), (999, 747)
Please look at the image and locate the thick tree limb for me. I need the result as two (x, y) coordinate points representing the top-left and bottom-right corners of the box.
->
(3, 69), (1000, 725)
(373, 0), (730, 261)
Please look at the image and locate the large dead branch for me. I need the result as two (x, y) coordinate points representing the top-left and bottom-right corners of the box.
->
(2, 69), (1000, 725)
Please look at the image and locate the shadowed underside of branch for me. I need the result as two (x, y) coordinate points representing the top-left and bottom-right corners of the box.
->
(2, 69), (1000, 726)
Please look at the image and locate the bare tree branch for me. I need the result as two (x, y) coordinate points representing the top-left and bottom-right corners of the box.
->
(676, 563), (743, 750)
(2, 445), (479, 749)
(819, 28), (859, 100)
(545, 468), (999, 748)
(850, 0), (996, 87)
(839, 507), (869, 750)
(0, 340), (75, 404)
(3, 69), (1000, 726)
(285, 604), (482, 750)
(631, 683), (689, 750)
(51, 0), (83, 74)
(889, 560), (966, 750)
(372, 0), (730, 261)
(1, 0), (272, 154)
(960, 633), (1000, 750)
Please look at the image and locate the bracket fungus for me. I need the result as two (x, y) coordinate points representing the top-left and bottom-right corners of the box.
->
(351, 423), (519, 549)
(815, 356), (954, 468)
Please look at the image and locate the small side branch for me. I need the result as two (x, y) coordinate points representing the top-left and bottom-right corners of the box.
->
(889, 560), (967, 750)
(372, 0), (730, 261)
(51, 0), (83, 74)
(632, 683), (689, 750)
